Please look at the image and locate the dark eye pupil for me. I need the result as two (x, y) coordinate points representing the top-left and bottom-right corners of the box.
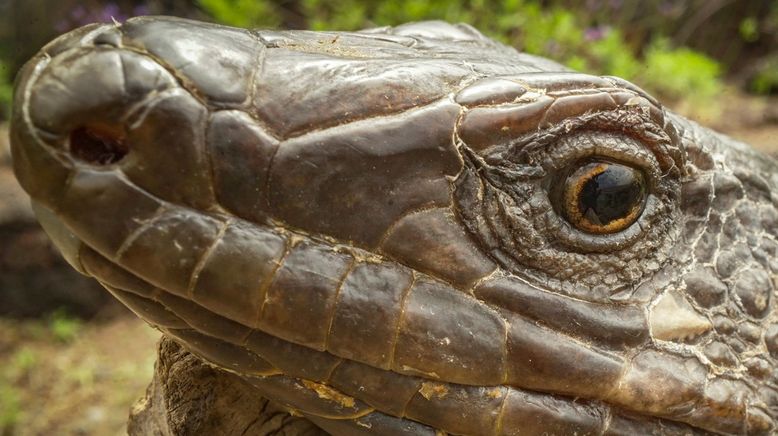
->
(559, 160), (646, 234)
(578, 165), (643, 226)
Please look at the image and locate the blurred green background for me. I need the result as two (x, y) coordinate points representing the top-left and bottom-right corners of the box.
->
(0, 0), (777, 124)
(0, 1), (776, 435)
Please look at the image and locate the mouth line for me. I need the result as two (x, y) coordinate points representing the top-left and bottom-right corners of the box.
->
(85, 245), (712, 435)
(110, 258), (709, 434)
(30, 194), (714, 435)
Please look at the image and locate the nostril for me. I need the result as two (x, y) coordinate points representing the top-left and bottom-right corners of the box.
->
(69, 126), (128, 165)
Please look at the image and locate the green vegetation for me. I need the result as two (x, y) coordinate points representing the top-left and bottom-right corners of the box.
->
(0, 382), (21, 432)
(751, 56), (778, 95)
(0, 317), (159, 434)
(47, 309), (83, 343)
(198, 0), (281, 28)
(0, 59), (11, 121)
(198, 0), (725, 107)
(640, 39), (722, 103)
(0, 348), (37, 432)
(743, 5), (778, 94)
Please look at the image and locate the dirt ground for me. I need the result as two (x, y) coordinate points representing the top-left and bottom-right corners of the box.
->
(723, 125), (778, 154)
(0, 313), (159, 436)
(702, 92), (778, 155)
(0, 91), (775, 436)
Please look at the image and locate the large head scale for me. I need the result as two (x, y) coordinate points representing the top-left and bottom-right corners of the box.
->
(11, 16), (778, 435)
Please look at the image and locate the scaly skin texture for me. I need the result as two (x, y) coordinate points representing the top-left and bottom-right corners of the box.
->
(10, 16), (778, 435)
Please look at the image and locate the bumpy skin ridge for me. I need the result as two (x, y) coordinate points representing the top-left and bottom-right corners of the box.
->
(9, 16), (778, 435)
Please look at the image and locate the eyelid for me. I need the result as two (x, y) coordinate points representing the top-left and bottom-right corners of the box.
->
(537, 131), (661, 191)
(486, 106), (681, 180)
(456, 75), (669, 154)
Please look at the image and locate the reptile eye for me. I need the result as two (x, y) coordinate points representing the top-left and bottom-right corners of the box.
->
(558, 160), (646, 234)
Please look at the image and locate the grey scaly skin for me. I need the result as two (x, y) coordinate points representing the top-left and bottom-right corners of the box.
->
(10, 16), (778, 435)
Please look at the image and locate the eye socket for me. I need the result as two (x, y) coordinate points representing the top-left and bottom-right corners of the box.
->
(557, 160), (647, 234)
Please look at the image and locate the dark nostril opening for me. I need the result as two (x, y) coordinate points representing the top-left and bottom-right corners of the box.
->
(69, 126), (128, 165)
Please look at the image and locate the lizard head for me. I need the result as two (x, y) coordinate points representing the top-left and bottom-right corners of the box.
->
(11, 16), (778, 435)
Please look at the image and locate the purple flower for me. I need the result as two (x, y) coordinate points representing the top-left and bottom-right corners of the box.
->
(584, 26), (610, 42)
(99, 3), (127, 23)
(132, 5), (150, 17)
(544, 40), (562, 57)
(659, 1), (680, 17)
(70, 5), (86, 20)
(103, 3), (120, 17)
(586, 0), (602, 11)
(55, 19), (70, 32)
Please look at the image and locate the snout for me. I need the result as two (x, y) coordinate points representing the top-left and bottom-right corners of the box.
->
(10, 17), (286, 264)
(10, 23), (205, 273)
(11, 15), (266, 258)
(13, 25), (213, 197)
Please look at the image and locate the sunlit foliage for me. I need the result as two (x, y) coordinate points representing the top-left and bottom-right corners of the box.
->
(198, 0), (725, 105)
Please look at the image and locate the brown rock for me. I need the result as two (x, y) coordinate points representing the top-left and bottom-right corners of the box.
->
(128, 336), (326, 436)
